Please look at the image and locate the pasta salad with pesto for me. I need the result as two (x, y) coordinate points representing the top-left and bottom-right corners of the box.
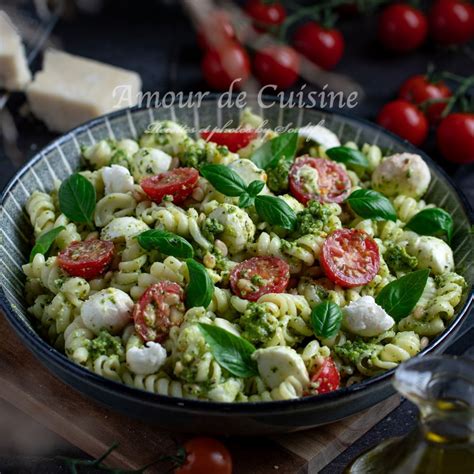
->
(22, 109), (466, 403)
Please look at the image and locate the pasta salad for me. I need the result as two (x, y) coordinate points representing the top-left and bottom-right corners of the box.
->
(22, 110), (465, 403)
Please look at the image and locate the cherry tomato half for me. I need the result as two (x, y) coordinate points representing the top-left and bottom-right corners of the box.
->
(377, 100), (428, 146)
(230, 256), (290, 302)
(398, 74), (451, 124)
(377, 3), (428, 52)
(175, 437), (232, 474)
(133, 282), (184, 343)
(429, 0), (474, 45)
(307, 358), (340, 395)
(437, 113), (474, 164)
(289, 156), (351, 205)
(200, 129), (258, 152)
(293, 22), (345, 70)
(197, 10), (236, 50)
(254, 45), (300, 90)
(58, 240), (114, 280)
(245, 0), (286, 31)
(141, 168), (199, 205)
(321, 229), (380, 288)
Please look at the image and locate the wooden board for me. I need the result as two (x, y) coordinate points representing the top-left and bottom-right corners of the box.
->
(0, 313), (400, 473)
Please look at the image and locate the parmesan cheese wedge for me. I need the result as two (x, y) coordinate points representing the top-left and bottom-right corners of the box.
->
(0, 11), (31, 91)
(26, 49), (142, 132)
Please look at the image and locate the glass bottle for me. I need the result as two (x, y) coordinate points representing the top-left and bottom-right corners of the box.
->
(344, 355), (474, 474)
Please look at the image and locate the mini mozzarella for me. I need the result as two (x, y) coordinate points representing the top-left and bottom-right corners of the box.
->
(299, 125), (341, 149)
(131, 147), (172, 181)
(214, 317), (241, 337)
(343, 296), (395, 337)
(207, 379), (242, 403)
(126, 341), (167, 375)
(372, 153), (431, 198)
(102, 165), (134, 195)
(406, 235), (454, 274)
(228, 159), (267, 185)
(100, 216), (149, 241)
(280, 194), (305, 213)
(81, 288), (133, 335)
(252, 346), (309, 389)
(117, 138), (139, 157)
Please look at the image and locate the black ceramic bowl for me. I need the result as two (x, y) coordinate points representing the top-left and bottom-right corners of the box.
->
(1, 99), (473, 435)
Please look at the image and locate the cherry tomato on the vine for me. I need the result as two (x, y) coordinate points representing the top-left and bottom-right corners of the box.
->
(377, 100), (428, 146)
(307, 358), (341, 395)
(429, 0), (474, 45)
(254, 45), (300, 89)
(437, 113), (474, 164)
(197, 10), (236, 50)
(245, 0), (286, 31)
(293, 22), (345, 70)
(377, 3), (428, 52)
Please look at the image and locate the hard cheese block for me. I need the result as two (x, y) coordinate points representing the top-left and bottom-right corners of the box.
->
(27, 49), (142, 133)
(0, 11), (31, 91)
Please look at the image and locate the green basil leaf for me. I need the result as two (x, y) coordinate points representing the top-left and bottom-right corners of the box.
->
(198, 323), (258, 377)
(238, 192), (255, 209)
(254, 195), (297, 230)
(185, 259), (214, 308)
(251, 132), (298, 170)
(406, 208), (453, 243)
(58, 173), (96, 225)
(247, 180), (265, 197)
(310, 301), (343, 339)
(200, 164), (247, 197)
(375, 269), (430, 322)
(347, 189), (397, 222)
(326, 146), (369, 169)
(29, 226), (65, 262)
(137, 229), (194, 258)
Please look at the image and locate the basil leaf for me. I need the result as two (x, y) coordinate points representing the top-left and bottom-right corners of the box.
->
(198, 323), (258, 377)
(200, 164), (247, 197)
(247, 180), (265, 197)
(326, 146), (369, 169)
(238, 192), (255, 209)
(251, 132), (298, 170)
(185, 259), (214, 308)
(137, 229), (194, 258)
(29, 226), (65, 262)
(347, 189), (396, 222)
(406, 208), (453, 243)
(59, 173), (96, 225)
(254, 195), (297, 230)
(375, 269), (430, 322)
(310, 301), (343, 339)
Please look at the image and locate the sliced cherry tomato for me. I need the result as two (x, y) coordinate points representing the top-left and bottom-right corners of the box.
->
(321, 229), (380, 288)
(141, 168), (199, 205)
(58, 240), (114, 280)
(289, 156), (351, 205)
(175, 437), (232, 474)
(245, 0), (286, 31)
(398, 74), (451, 124)
(197, 10), (236, 50)
(377, 99), (428, 146)
(293, 22), (345, 70)
(429, 0), (474, 45)
(230, 256), (290, 302)
(133, 282), (184, 343)
(437, 113), (474, 164)
(254, 45), (300, 90)
(377, 3), (428, 52)
(201, 44), (251, 91)
(307, 358), (340, 395)
(200, 129), (258, 152)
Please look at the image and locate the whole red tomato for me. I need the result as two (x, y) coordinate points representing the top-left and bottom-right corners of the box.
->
(429, 0), (474, 45)
(254, 45), (300, 89)
(197, 10), (235, 50)
(377, 100), (429, 146)
(437, 113), (474, 164)
(245, 0), (286, 30)
(399, 74), (452, 124)
(201, 44), (251, 91)
(293, 22), (344, 70)
(378, 3), (428, 52)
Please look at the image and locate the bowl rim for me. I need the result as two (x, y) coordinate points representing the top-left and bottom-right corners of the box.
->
(1, 99), (473, 415)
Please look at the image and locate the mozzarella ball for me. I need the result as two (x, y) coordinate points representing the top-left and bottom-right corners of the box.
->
(228, 159), (267, 185)
(207, 379), (243, 403)
(279, 194), (305, 213)
(126, 341), (167, 375)
(140, 120), (188, 154)
(299, 125), (341, 149)
(131, 148), (172, 181)
(101, 216), (149, 241)
(81, 288), (133, 335)
(102, 165), (134, 195)
(116, 139), (139, 157)
(372, 153), (431, 198)
(406, 235), (454, 274)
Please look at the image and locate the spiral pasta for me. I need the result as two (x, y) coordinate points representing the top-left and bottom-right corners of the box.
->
(26, 191), (56, 236)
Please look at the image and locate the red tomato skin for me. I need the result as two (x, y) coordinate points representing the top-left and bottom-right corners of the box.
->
(377, 100), (428, 146)
(398, 75), (451, 124)
(437, 113), (474, 164)
(309, 358), (341, 395)
(175, 437), (232, 474)
(429, 0), (474, 45)
(200, 130), (258, 152)
(293, 22), (345, 70)
(201, 45), (251, 91)
(230, 256), (290, 302)
(377, 3), (428, 52)
(141, 168), (199, 205)
(245, 0), (286, 29)
(58, 240), (114, 280)
(321, 229), (380, 288)
(254, 45), (300, 90)
(197, 11), (235, 50)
